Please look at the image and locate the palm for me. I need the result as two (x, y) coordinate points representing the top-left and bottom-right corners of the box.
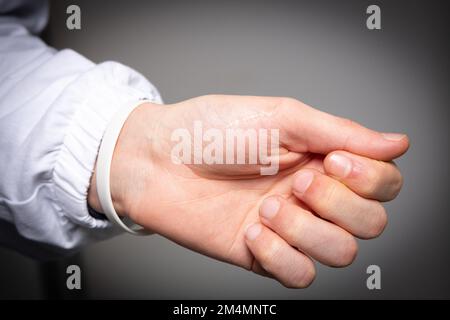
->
(127, 95), (324, 270)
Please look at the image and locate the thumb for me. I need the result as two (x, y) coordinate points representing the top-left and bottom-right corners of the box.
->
(276, 99), (409, 161)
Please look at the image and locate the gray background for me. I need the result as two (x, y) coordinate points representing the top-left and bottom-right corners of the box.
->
(0, 0), (449, 299)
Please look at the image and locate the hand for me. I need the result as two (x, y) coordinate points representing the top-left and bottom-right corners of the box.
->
(88, 95), (409, 288)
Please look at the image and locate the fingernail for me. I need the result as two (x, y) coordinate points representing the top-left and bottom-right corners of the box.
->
(245, 223), (262, 241)
(328, 154), (352, 178)
(382, 133), (406, 141)
(293, 171), (314, 194)
(260, 197), (280, 220)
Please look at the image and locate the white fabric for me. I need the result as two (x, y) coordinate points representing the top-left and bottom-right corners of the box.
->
(0, 0), (162, 251)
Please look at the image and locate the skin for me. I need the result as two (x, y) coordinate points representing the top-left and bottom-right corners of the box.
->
(88, 95), (409, 288)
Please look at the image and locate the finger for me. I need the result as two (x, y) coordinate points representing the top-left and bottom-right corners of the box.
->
(259, 196), (358, 267)
(251, 260), (274, 279)
(324, 151), (403, 201)
(292, 169), (387, 239)
(275, 97), (410, 161)
(245, 223), (316, 288)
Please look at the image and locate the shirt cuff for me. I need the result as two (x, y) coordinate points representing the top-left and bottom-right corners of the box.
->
(51, 61), (162, 230)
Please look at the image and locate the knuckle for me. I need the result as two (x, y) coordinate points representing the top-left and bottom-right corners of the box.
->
(339, 117), (356, 127)
(283, 227), (299, 247)
(390, 171), (404, 199)
(363, 165), (382, 196)
(271, 96), (302, 126)
(334, 235), (358, 267)
(366, 205), (388, 238)
(283, 214), (305, 245)
(278, 96), (299, 109)
(322, 180), (339, 210)
(297, 263), (316, 288)
(364, 161), (404, 201)
(337, 117), (360, 131)
(276, 97), (306, 119)
(258, 240), (281, 272)
(284, 263), (316, 289)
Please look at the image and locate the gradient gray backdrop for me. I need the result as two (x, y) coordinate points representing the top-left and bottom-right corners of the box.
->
(0, 0), (449, 299)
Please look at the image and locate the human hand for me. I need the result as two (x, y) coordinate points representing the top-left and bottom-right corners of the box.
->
(88, 95), (409, 288)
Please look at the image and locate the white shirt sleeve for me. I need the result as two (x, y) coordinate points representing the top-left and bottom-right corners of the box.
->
(0, 0), (162, 251)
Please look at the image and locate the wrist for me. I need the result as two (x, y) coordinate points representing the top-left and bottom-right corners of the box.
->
(87, 102), (166, 219)
(87, 169), (127, 217)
